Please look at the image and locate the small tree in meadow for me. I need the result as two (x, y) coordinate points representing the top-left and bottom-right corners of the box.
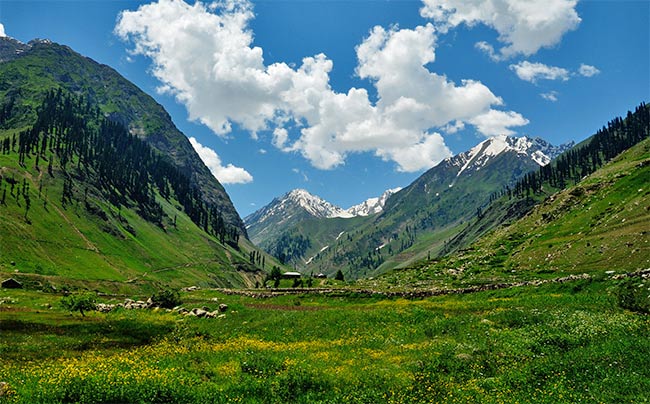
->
(60, 292), (97, 317)
(335, 270), (345, 282)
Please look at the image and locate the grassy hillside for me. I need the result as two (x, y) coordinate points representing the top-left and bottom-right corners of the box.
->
(0, 146), (263, 292)
(370, 136), (650, 290)
(0, 91), (283, 292)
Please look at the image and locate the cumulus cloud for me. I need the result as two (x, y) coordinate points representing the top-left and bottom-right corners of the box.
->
(116, 0), (527, 172)
(469, 110), (529, 137)
(511, 61), (600, 84)
(509, 61), (570, 83)
(540, 91), (559, 102)
(578, 63), (600, 77)
(188, 137), (253, 184)
(0, 23), (6, 37)
(421, 0), (580, 58)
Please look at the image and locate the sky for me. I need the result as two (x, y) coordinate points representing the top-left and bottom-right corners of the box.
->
(0, 0), (648, 218)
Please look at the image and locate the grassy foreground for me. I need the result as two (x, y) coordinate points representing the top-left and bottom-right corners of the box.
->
(1, 277), (648, 404)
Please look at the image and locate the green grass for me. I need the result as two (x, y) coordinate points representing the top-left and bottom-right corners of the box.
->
(1, 277), (648, 403)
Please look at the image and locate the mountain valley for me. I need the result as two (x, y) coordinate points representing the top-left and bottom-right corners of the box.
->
(0, 25), (648, 404)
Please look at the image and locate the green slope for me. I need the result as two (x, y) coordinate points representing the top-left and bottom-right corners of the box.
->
(0, 150), (262, 293)
(0, 38), (244, 234)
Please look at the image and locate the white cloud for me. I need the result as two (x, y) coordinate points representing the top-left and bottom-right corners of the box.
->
(578, 63), (600, 77)
(116, 0), (528, 172)
(421, 0), (580, 58)
(443, 120), (465, 134)
(469, 110), (530, 137)
(188, 137), (253, 184)
(0, 23), (6, 37)
(475, 41), (499, 61)
(540, 91), (559, 102)
(509, 61), (570, 83)
(272, 127), (289, 149)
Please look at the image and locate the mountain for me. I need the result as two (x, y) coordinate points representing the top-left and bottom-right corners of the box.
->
(245, 188), (399, 246)
(439, 102), (650, 258)
(248, 135), (570, 276)
(0, 38), (271, 291)
(0, 37), (245, 235)
(0, 36), (32, 63)
(369, 126), (650, 290)
(245, 189), (347, 247)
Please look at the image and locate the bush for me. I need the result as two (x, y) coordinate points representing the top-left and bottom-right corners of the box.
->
(60, 292), (97, 316)
(150, 289), (182, 309)
(616, 278), (650, 314)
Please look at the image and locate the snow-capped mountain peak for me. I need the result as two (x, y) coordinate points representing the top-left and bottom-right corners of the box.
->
(344, 187), (402, 217)
(285, 189), (352, 219)
(451, 135), (573, 177)
(245, 187), (403, 229)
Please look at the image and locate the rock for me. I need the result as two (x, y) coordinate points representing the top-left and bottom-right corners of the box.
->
(146, 297), (154, 308)
(191, 308), (208, 318)
(202, 306), (210, 311)
(96, 303), (115, 313)
(218, 304), (228, 313)
(210, 297), (219, 302)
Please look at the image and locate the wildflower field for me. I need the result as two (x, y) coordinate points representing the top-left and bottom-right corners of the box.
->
(0, 277), (648, 403)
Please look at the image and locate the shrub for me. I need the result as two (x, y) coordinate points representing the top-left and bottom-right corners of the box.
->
(150, 289), (182, 309)
(616, 278), (650, 314)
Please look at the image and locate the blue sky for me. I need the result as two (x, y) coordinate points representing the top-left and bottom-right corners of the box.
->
(0, 0), (648, 217)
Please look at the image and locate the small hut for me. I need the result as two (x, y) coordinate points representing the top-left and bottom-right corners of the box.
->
(281, 271), (302, 279)
(1, 278), (22, 289)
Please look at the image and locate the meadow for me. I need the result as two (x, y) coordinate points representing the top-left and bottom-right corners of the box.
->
(1, 275), (648, 403)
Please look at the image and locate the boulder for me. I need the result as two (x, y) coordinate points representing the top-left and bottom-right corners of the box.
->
(218, 304), (228, 313)
(191, 308), (208, 318)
